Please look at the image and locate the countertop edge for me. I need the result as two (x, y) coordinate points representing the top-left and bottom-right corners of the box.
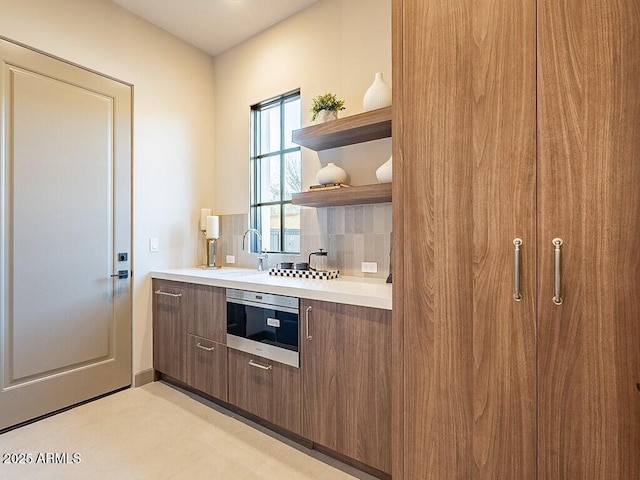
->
(150, 269), (392, 311)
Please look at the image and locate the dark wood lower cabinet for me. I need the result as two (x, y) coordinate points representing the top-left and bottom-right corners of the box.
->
(152, 279), (188, 383)
(301, 299), (392, 475)
(186, 334), (227, 402)
(187, 284), (225, 343)
(153, 280), (391, 477)
(227, 348), (302, 436)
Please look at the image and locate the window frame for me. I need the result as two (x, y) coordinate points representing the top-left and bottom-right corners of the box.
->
(249, 89), (301, 254)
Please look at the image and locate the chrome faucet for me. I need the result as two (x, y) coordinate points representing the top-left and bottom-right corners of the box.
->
(242, 228), (268, 271)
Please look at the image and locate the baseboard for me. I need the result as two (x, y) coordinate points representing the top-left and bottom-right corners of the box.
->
(133, 368), (155, 387)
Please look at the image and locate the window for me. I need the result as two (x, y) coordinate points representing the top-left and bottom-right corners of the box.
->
(250, 90), (301, 253)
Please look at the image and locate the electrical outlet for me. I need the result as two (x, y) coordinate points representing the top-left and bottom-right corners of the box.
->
(226, 255), (236, 264)
(149, 237), (159, 253)
(361, 261), (378, 273)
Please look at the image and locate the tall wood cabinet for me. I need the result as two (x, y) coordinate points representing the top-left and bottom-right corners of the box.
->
(537, 2), (640, 478)
(393, 0), (640, 478)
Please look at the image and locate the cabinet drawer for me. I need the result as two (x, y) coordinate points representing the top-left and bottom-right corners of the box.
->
(187, 284), (226, 343)
(227, 349), (301, 435)
(187, 334), (227, 402)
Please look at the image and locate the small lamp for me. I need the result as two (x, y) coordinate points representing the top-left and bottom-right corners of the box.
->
(200, 209), (220, 269)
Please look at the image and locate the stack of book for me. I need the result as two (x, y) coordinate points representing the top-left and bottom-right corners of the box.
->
(308, 183), (351, 191)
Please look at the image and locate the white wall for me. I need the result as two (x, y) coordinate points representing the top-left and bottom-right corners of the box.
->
(213, 0), (392, 214)
(0, 0), (216, 378)
(0, 0), (391, 381)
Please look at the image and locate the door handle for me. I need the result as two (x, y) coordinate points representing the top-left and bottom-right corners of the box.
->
(305, 306), (312, 340)
(249, 359), (272, 370)
(154, 290), (182, 298)
(513, 238), (523, 301)
(111, 270), (129, 279)
(552, 238), (563, 305)
(196, 343), (215, 352)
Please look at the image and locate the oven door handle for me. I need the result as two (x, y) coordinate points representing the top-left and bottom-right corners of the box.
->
(226, 297), (299, 315)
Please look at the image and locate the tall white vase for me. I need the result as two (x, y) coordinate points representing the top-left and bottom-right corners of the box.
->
(376, 156), (392, 183)
(363, 72), (392, 111)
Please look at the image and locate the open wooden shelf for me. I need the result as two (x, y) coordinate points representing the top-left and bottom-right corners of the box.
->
(291, 183), (392, 207)
(291, 106), (392, 151)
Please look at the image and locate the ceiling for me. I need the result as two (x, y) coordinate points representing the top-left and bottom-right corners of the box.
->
(110, 0), (320, 56)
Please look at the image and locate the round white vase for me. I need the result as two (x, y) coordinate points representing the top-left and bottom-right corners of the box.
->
(315, 109), (338, 124)
(376, 156), (392, 183)
(316, 162), (347, 185)
(363, 72), (392, 111)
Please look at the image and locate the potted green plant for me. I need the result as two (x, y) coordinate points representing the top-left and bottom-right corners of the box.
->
(310, 92), (346, 123)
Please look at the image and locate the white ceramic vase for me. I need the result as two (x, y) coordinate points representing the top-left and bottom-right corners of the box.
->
(316, 162), (348, 185)
(363, 72), (392, 111)
(315, 109), (338, 124)
(376, 156), (392, 183)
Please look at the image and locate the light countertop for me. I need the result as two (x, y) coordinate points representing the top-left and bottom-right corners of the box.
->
(150, 267), (392, 310)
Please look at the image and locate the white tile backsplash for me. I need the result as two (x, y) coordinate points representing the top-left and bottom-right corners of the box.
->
(213, 203), (392, 279)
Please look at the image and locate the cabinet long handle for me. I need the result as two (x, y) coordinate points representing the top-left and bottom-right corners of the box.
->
(513, 238), (523, 301)
(552, 238), (563, 305)
(154, 290), (182, 298)
(196, 343), (215, 352)
(249, 359), (272, 370)
(305, 306), (312, 341)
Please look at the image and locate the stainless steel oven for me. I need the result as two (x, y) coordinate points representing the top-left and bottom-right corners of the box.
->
(226, 289), (299, 368)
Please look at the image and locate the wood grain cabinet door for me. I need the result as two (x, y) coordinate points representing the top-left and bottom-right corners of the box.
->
(537, 1), (640, 478)
(187, 334), (227, 402)
(187, 284), (226, 343)
(152, 280), (188, 383)
(301, 299), (392, 475)
(227, 349), (302, 435)
(392, 0), (537, 478)
(394, 0), (640, 478)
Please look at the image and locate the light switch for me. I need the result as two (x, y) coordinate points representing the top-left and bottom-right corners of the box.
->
(149, 237), (159, 252)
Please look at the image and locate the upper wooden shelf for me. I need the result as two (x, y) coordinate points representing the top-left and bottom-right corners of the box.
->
(292, 183), (392, 208)
(291, 106), (392, 151)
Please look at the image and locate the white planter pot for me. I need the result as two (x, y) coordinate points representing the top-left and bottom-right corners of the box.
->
(314, 109), (338, 124)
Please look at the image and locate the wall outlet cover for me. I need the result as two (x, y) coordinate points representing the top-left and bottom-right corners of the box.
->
(361, 261), (378, 273)
(226, 255), (236, 264)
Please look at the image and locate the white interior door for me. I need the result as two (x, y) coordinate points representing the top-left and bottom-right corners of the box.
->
(0, 39), (132, 431)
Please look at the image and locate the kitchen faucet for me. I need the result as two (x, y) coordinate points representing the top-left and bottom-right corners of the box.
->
(242, 228), (268, 271)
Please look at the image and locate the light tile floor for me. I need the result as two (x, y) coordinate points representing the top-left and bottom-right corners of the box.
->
(0, 381), (378, 479)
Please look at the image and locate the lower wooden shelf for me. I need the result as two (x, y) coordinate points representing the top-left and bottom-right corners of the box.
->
(291, 183), (391, 207)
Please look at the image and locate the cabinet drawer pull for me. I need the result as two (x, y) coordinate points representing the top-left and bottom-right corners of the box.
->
(552, 238), (563, 305)
(154, 290), (182, 298)
(305, 306), (312, 340)
(513, 238), (523, 301)
(249, 359), (272, 370)
(196, 343), (215, 352)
